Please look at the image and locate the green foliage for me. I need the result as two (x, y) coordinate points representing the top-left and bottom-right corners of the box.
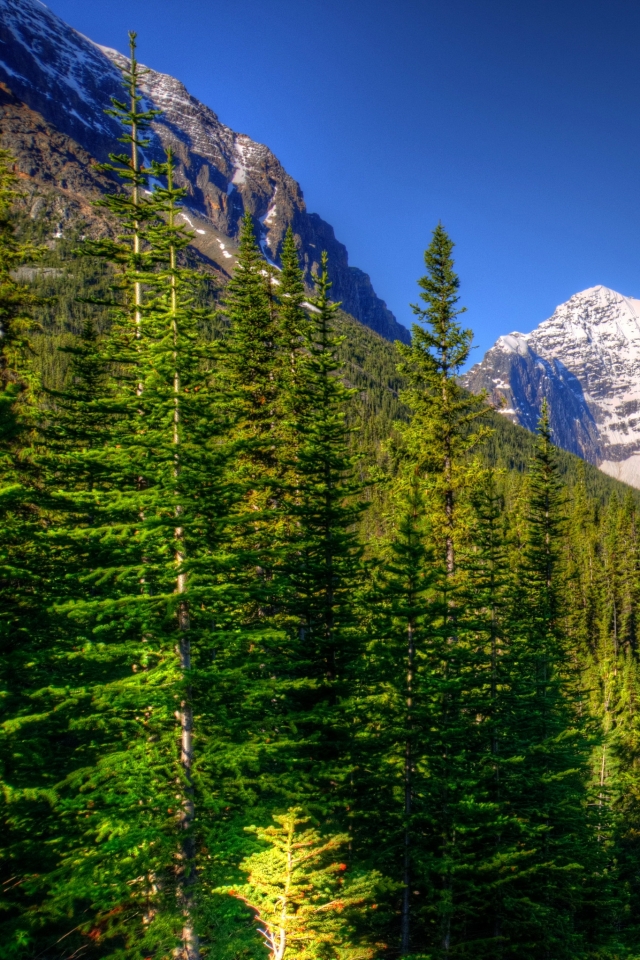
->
(221, 809), (379, 960)
(397, 222), (488, 571)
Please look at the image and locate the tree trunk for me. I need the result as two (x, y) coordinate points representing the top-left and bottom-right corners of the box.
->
(401, 617), (415, 955)
(169, 158), (200, 960)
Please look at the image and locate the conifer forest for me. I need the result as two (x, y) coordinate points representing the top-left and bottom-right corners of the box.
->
(7, 37), (640, 960)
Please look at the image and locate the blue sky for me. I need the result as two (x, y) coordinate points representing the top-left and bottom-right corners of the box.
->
(44, 0), (640, 363)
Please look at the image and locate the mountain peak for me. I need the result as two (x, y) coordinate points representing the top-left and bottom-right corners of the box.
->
(463, 285), (640, 487)
(495, 332), (531, 356)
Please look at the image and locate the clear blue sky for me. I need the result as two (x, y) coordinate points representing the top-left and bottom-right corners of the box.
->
(44, 0), (640, 362)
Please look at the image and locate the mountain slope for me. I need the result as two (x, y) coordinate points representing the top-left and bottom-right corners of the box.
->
(463, 285), (640, 487)
(0, 0), (409, 344)
(18, 223), (639, 512)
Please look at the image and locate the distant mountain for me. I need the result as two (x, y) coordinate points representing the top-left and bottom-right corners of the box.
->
(463, 285), (640, 487)
(0, 0), (409, 344)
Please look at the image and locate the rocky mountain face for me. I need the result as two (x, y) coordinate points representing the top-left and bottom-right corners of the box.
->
(0, 0), (409, 343)
(463, 285), (640, 487)
(0, 81), (116, 228)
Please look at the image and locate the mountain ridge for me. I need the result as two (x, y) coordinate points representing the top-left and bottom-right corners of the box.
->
(0, 0), (409, 343)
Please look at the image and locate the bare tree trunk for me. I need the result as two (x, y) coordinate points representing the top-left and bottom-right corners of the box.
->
(401, 617), (415, 955)
(442, 367), (454, 577)
(441, 901), (451, 958)
(445, 468), (454, 577)
(168, 157), (200, 960)
(176, 583), (199, 960)
(127, 33), (144, 396)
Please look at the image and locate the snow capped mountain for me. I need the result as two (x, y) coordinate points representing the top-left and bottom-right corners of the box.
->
(463, 285), (640, 486)
(0, 0), (409, 343)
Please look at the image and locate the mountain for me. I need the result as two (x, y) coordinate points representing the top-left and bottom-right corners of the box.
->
(0, 0), (409, 344)
(463, 285), (640, 487)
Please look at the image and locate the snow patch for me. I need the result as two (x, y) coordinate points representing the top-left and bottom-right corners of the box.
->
(599, 455), (640, 489)
(231, 138), (249, 185)
(497, 333), (530, 358)
(0, 60), (30, 83)
(67, 107), (92, 128)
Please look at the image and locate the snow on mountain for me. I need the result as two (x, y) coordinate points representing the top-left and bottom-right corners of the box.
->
(0, 0), (122, 151)
(0, 0), (409, 343)
(463, 285), (640, 486)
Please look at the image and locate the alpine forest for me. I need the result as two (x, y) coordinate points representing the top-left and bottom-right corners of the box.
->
(5, 35), (640, 960)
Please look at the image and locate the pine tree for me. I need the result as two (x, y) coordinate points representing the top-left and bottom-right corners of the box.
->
(385, 224), (489, 956)
(277, 227), (311, 399)
(0, 148), (54, 956)
(97, 31), (161, 344)
(397, 222), (486, 576)
(220, 211), (286, 671)
(221, 809), (379, 960)
(223, 211), (281, 480)
(352, 473), (435, 956)
(0, 42), (238, 959)
(285, 252), (365, 814)
(0, 149), (39, 429)
(591, 492), (640, 951)
(501, 402), (594, 958)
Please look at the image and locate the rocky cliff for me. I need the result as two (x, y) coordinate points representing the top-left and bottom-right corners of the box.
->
(0, 0), (409, 343)
(463, 285), (640, 487)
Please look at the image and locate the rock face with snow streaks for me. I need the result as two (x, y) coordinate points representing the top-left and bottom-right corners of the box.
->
(463, 285), (640, 486)
(0, 0), (409, 344)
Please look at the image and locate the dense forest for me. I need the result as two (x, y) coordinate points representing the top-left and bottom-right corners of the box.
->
(5, 37), (640, 960)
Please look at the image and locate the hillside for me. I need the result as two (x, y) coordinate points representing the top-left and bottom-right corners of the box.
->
(0, 0), (409, 344)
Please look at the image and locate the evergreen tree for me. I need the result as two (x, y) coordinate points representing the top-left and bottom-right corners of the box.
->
(0, 149), (52, 956)
(397, 222), (486, 575)
(285, 252), (365, 814)
(97, 31), (161, 342)
(352, 473), (434, 955)
(384, 224), (489, 956)
(0, 43), (235, 959)
(222, 809), (379, 960)
(502, 403), (595, 958)
(223, 211), (281, 480)
(0, 149), (40, 414)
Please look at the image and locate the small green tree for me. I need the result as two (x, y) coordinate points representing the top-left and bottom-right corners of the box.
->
(224, 809), (379, 960)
